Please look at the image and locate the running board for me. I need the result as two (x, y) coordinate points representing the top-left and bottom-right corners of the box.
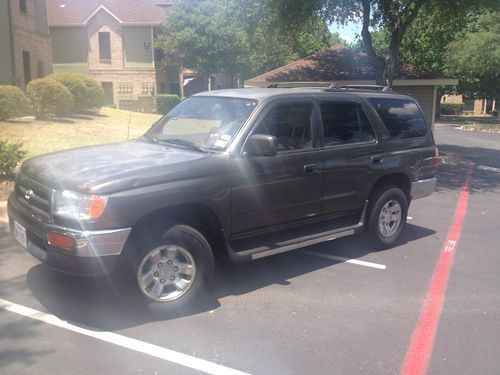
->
(226, 201), (369, 263)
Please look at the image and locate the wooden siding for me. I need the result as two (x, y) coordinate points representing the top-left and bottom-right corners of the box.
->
(122, 27), (154, 67)
(51, 27), (88, 64)
(0, 0), (14, 84)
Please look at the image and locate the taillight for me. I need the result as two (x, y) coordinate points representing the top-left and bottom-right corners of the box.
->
(434, 145), (439, 172)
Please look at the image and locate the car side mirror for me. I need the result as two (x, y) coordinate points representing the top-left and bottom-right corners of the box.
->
(244, 134), (278, 157)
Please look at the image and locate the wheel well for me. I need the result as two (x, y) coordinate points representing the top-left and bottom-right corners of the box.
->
(370, 173), (411, 202)
(129, 204), (225, 258)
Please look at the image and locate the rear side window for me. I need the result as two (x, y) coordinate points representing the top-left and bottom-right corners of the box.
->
(320, 102), (375, 146)
(368, 98), (428, 139)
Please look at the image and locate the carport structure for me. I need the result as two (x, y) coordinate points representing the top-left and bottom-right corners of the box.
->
(244, 46), (457, 128)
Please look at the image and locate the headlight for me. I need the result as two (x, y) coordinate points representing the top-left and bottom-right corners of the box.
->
(52, 190), (108, 221)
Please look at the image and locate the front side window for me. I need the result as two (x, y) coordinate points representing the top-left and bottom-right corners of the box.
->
(253, 102), (313, 152)
(146, 96), (258, 151)
(368, 98), (428, 139)
(320, 102), (375, 146)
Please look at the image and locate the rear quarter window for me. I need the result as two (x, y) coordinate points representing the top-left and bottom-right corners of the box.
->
(368, 98), (428, 139)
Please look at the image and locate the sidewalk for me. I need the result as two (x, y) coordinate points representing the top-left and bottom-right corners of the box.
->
(0, 201), (7, 223)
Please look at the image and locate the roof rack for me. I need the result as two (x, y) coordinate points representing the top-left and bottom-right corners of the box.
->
(325, 84), (393, 92)
(266, 82), (333, 88)
(265, 82), (393, 92)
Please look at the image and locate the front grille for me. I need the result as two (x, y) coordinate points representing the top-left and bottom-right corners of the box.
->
(15, 173), (52, 222)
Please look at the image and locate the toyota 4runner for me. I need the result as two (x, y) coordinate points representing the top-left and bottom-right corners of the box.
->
(8, 85), (438, 311)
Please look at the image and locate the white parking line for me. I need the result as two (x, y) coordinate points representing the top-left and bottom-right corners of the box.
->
(0, 298), (251, 375)
(477, 165), (500, 173)
(299, 250), (387, 270)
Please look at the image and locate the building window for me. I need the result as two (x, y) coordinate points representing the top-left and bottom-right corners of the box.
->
(98, 32), (111, 62)
(118, 82), (133, 94)
(141, 82), (155, 95)
(22, 51), (31, 85)
(20, 0), (27, 13)
(36, 61), (44, 78)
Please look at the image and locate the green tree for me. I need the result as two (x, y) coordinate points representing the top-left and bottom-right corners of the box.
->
(158, 0), (338, 83)
(261, 0), (497, 85)
(157, 0), (249, 78)
(444, 12), (500, 100)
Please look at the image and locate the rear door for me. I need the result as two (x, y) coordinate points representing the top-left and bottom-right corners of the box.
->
(230, 99), (323, 234)
(318, 98), (384, 218)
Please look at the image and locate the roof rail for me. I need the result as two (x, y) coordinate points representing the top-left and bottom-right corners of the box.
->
(266, 82), (334, 89)
(325, 84), (393, 92)
(265, 82), (394, 92)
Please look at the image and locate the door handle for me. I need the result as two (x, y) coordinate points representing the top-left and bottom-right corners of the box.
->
(304, 164), (322, 174)
(371, 156), (384, 164)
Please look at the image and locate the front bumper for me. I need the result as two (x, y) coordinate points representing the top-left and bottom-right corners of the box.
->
(411, 177), (437, 199)
(7, 194), (131, 276)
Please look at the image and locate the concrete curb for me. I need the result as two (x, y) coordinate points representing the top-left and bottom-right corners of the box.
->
(0, 201), (7, 223)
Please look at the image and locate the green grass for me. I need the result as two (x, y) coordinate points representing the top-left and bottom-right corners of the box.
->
(0, 108), (161, 160)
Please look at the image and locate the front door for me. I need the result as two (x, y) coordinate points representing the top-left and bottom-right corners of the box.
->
(231, 99), (322, 235)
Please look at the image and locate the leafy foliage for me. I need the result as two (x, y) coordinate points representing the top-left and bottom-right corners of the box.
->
(440, 103), (464, 115)
(158, 0), (337, 80)
(444, 12), (500, 99)
(155, 94), (181, 114)
(0, 140), (25, 181)
(261, 0), (498, 84)
(26, 78), (73, 119)
(49, 73), (104, 112)
(0, 85), (30, 121)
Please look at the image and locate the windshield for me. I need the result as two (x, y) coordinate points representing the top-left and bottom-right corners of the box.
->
(145, 96), (258, 151)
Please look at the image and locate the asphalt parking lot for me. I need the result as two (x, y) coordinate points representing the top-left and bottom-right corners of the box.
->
(1, 123), (499, 375)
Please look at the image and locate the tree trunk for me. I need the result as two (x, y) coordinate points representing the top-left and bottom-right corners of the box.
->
(360, 0), (385, 85)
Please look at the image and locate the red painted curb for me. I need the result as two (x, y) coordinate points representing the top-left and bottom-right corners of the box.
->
(400, 165), (474, 375)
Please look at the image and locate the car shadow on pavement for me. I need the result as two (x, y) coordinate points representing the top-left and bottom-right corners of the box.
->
(438, 144), (500, 193)
(24, 223), (434, 331)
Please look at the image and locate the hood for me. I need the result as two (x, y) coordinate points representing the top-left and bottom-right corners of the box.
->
(21, 139), (211, 193)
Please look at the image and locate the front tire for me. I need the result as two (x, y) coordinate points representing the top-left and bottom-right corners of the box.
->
(131, 225), (215, 313)
(368, 186), (408, 249)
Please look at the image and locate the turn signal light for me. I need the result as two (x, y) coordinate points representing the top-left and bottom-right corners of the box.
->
(47, 231), (74, 251)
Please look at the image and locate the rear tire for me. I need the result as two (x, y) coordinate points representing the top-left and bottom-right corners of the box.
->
(123, 225), (215, 313)
(368, 186), (408, 249)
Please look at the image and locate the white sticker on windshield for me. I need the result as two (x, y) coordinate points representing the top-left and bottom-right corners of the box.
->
(214, 139), (228, 148)
(220, 134), (231, 141)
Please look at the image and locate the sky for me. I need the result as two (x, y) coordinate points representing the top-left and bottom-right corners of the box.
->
(329, 21), (362, 44)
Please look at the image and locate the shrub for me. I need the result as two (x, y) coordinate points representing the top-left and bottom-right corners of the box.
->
(81, 75), (104, 110)
(155, 94), (180, 114)
(48, 73), (104, 112)
(491, 109), (498, 118)
(440, 103), (464, 115)
(27, 78), (73, 119)
(0, 140), (25, 181)
(0, 85), (30, 121)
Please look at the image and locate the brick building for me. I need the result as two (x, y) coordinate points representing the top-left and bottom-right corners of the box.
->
(0, 0), (53, 88)
(47, 0), (175, 112)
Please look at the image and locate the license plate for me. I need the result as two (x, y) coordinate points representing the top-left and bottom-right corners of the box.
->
(13, 221), (27, 249)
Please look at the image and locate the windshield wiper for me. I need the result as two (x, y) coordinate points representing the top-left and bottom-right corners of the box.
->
(160, 138), (208, 153)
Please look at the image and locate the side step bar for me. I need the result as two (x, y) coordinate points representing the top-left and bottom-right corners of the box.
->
(226, 201), (369, 263)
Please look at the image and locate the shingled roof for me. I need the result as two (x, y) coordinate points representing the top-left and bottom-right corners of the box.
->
(246, 46), (440, 85)
(47, 0), (168, 25)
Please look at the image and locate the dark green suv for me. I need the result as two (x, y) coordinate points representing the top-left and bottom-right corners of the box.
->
(8, 86), (438, 311)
